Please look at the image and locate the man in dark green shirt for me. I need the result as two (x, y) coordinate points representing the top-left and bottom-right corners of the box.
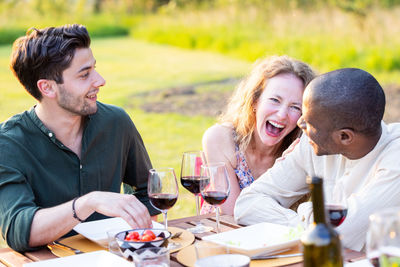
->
(0, 24), (159, 252)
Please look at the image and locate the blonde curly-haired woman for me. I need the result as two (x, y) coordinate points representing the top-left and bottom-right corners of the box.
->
(201, 55), (316, 215)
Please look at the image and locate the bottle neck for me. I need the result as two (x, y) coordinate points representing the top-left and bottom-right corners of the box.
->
(311, 181), (326, 224)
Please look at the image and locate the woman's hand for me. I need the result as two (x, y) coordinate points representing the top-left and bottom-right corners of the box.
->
(276, 138), (300, 162)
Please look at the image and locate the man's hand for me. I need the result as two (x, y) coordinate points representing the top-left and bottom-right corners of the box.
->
(83, 191), (152, 228)
(29, 191), (152, 248)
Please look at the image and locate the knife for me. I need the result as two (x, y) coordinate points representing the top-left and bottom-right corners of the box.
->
(251, 252), (303, 260)
(49, 241), (84, 254)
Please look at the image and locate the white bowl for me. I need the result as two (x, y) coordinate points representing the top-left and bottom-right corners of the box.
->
(115, 228), (171, 260)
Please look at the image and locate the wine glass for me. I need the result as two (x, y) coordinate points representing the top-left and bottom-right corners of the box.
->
(148, 168), (179, 230)
(200, 162), (230, 233)
(180, 151), (213, 233)
(324, 179), (347, 228)
(367, 208), (400, 267)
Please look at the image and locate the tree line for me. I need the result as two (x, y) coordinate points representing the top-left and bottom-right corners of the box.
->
(1, 0), (400, 15)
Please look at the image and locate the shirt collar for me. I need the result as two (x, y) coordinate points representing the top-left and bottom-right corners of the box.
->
(348, 121), (387, 165)
(28, 106), (56, 141)
(27, 106), (93, 140)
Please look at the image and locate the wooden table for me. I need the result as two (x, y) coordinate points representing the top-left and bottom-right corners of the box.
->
(0, 214), (365, 266)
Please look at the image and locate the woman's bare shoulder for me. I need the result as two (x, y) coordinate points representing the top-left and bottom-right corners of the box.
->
(203, 123), (235, 145)
(202, 123), (237, 164)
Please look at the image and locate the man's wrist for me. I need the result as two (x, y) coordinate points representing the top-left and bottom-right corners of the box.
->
(71, 193), (96, 223)
(72, 197), (85, 222)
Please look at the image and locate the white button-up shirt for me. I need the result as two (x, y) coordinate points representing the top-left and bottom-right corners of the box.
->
(234, 122), (400, 251)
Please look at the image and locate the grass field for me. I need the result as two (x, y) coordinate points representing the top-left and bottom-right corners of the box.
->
(131, 6), (400, 85)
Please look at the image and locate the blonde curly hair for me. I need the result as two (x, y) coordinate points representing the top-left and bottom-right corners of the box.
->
(220, 55), (316, 156)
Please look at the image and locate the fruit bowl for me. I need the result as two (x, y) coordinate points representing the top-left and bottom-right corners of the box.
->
(115, 228), (171, 260)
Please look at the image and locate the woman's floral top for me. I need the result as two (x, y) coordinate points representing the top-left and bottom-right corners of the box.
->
(200, 131), (255, 214)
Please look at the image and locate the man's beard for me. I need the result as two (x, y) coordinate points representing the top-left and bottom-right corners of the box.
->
(57, 85), (97, 116)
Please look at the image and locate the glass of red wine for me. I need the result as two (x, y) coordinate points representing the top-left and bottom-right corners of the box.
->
(324, 180), (347, 228)
(200, 162), (230, 233)
(180, 151), (213, 233)
(148, 167), (179, 230)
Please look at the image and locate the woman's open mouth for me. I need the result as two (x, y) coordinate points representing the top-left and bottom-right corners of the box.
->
(266, 120), (285, 137)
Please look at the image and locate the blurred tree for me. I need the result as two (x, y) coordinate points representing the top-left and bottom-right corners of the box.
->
(327, 0), (375, 30)
(123, 0), (134, 14)
(94, 0), (102, 13)
(2, 0), (400, 20)
(34, 0), (44, 15)
(380, 0), (400, 6)
(329, 0), (373, 17)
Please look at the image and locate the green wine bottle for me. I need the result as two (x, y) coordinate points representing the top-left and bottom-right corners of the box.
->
(302, 176), (343, 267)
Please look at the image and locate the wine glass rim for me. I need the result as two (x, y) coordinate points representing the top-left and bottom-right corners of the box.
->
(149, 167), (175, 173)
(182, 150), (204, 154)
(201, 162), (226, 168)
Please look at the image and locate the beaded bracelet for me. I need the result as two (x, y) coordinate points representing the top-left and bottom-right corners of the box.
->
(72, 197), (84, 223)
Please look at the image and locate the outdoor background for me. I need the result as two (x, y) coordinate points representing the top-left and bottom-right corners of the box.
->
(1, 0), (400, 247)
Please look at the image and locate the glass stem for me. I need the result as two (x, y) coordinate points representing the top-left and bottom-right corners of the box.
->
(195, 194), (200, 216)
(216, 206), (220, 233)
(195, 194), (204, 227)
(163, 211), (168, 230)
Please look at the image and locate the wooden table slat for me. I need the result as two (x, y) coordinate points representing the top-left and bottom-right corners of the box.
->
(24, 249), (56, 262)
(218, 214), (239, 225)
(208, 215), (241, 229)
(0, 248), (33, 267)
(170, 222), (197, 230)
(344, 249), (365, 262)
(195, 218), (233, 233)
(164, 213), (212, 225)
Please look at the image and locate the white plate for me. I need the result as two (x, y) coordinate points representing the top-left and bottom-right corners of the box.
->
(344, 259), (373, 267)
(202, 222), (302, 257)
(23, 250), (132, 267)
(195, 254), (250, 267)
(73, 217), (165, 247)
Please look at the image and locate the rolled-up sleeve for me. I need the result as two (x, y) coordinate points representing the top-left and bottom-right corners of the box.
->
(0, 164), (40, 252)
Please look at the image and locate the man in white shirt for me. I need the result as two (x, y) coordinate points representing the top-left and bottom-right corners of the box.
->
(234, 68), (400, 251)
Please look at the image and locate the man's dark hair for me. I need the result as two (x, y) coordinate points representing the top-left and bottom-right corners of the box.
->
(310, 68), (385, 136)
(10, 24), (91, 101)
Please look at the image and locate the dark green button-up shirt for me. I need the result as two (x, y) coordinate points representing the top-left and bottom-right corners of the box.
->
(0, 102), (158, 252)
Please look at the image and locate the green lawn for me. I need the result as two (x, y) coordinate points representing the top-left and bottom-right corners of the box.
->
(0, 37), (250, 228)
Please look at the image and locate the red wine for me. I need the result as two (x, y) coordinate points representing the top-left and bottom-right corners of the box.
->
(326, 204), (348, 227)
(181, 176), (209, 194)
(369, 257), (380, 267)
(149, 193), (177, 210)
(202, 191), (228, 205)
(368, 250), (381, 267)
